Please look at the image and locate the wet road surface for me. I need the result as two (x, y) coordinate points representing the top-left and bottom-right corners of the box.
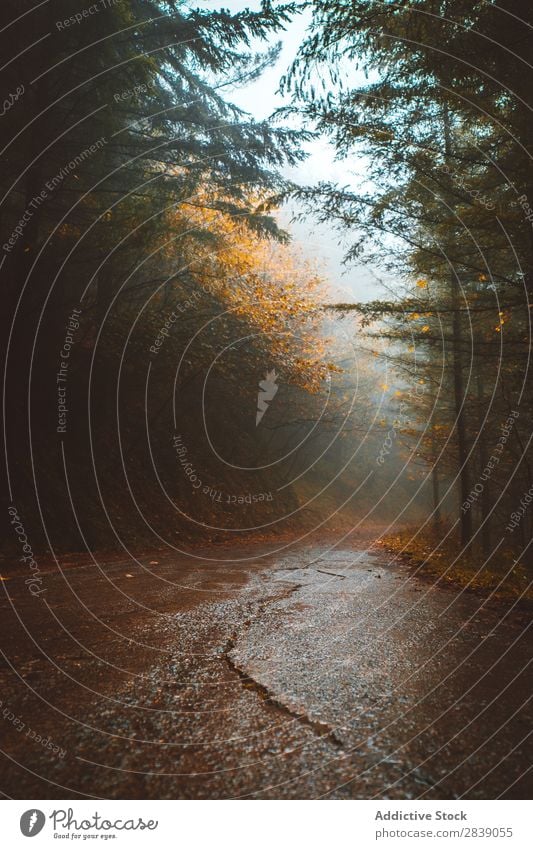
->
(0, 539), (531, 798)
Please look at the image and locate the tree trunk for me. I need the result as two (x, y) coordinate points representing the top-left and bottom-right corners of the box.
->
(476, 371), (491, 557)
(443, 105), (472, 550)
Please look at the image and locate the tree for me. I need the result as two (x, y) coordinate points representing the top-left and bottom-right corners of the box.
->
(284, 0), (533, 566)
(0, 0), (314, 546)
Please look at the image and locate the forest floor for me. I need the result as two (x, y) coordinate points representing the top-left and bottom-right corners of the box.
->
(381, 529), (533, 602)
(0, 533), (531, 799)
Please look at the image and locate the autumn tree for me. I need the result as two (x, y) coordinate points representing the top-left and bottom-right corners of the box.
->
(0, 0), (315, 547)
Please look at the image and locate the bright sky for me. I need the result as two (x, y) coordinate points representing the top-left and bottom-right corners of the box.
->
(214, 0), (379, 302)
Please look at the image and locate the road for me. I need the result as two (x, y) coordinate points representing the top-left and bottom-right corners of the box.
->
(0, 537), (531, 799)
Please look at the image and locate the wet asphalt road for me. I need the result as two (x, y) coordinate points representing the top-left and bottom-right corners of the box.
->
(0, 539), (531, 799)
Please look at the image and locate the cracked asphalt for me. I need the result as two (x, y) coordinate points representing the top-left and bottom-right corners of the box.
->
(0, 538), (531, 799)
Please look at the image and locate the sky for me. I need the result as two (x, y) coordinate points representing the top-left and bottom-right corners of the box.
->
(214, 0), (380, 303)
